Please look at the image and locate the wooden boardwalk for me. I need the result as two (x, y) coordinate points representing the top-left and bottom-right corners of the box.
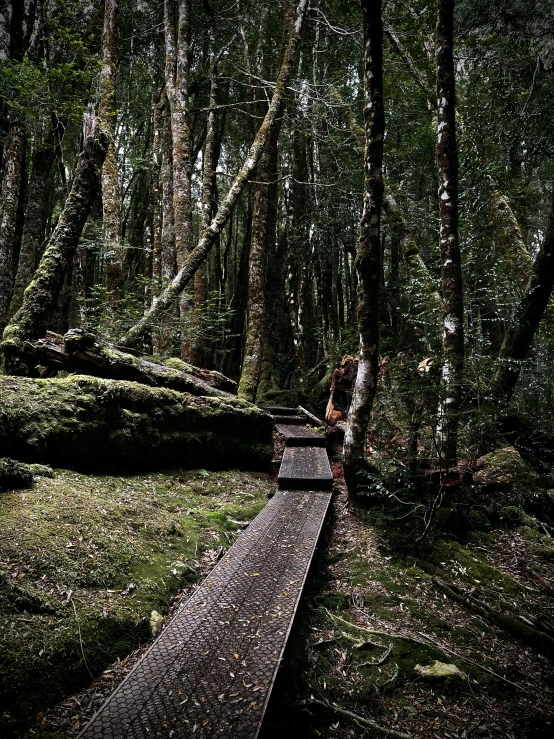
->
(78, 407), (332, 739)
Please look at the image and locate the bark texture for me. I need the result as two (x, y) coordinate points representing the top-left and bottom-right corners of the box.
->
(0, 123), (26, 332)
(119, 0), (310, 348)
(0, 375), (272, 472)
(436, 0), (464, 466)
(237, 121), (281, 403)
(492, 188), (554, 401)
(1, 111), (109, 367)
(343, 0), (384, 499)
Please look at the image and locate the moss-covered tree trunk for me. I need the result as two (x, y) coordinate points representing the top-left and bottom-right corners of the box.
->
(383, 190), (443, 325)
(492, 187), (554, 402)
(343, 0), (384, 499)
(0, 123), (26, 333)
(490, 190), (533, 291)
(0, 375), (272, 471)
(435, 0), (464, 467)
(119, 0), (310, 350)
(99, 0), (124, 304)
(8, 125), (57, 319)
(1, 111), (108, 369)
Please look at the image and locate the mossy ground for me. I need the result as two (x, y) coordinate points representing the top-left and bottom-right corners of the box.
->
(0, 467), (272, 738)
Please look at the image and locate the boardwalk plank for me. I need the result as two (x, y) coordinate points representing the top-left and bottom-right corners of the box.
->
(78, 490), (331, 739)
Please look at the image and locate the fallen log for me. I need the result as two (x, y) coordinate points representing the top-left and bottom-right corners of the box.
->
(0, 375), (272, 471)
(18, 330), (236, 397)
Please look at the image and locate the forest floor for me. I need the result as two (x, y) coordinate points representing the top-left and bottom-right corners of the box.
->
(4, 447), (554, 738)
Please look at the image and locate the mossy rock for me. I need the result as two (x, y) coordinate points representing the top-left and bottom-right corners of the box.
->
(475, 446), (529, 486)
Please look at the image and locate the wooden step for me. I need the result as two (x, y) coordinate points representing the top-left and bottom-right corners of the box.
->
(272, 415), (307, 425)
(275, 424), (326, 447)
(278, 446), (333, 491)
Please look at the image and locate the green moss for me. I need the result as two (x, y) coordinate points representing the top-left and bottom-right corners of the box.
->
(0, 467), (273, 736)
(0, 375), (273, 471)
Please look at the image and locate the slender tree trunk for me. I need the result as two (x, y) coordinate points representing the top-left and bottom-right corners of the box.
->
(99, 0), (123, 304)
(160, 100), (177, 284)
(286, 130), (309, 387)
(238, 123), (281, 402)
(0, 123), (26, 332)
(435, 0), (463, 467)
(1, 110), (109, 369)
(194, 28), (218, 314)
(343, 0), (384, 499)
(492, 188), (554, 402)
(192, 30), (220, 367)
(164, 0), (194, 358)
(119, 0), (310, 349)
(150, 96), (164, 298)
(9, 125), (57, 318)
(152, 97), (177, 355)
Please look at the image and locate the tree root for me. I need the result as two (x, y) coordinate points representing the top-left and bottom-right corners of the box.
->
(294, 697), (412, 738)
(433, 577), (554, 660)
(324, 607), (531, 693)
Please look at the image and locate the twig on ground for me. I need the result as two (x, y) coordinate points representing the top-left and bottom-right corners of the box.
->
(71, 600), (94, 678)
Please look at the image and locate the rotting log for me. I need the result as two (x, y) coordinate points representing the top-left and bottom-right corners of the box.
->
(18, 330), (236, 396)
(0, 375), (272, 471)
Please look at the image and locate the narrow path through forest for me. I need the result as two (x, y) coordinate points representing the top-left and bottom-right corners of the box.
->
(77, 408), (332, 739)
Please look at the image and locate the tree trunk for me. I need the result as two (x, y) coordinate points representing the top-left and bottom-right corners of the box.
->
(0, 123), (26, 333)
(192, 30), (219, 367)
(9, 126), (57, 318)
(492, 188), (554, 402)
(164, 0), (194, 359)
(343, 0), (385, 499)
(435, 0), (463, 467)
(119, 0), (310, 349)
(490, 190), (533, 291)
(99, 0), (123, 304)
(1, 110), (109, 370)
(237, 120), (281, 403)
